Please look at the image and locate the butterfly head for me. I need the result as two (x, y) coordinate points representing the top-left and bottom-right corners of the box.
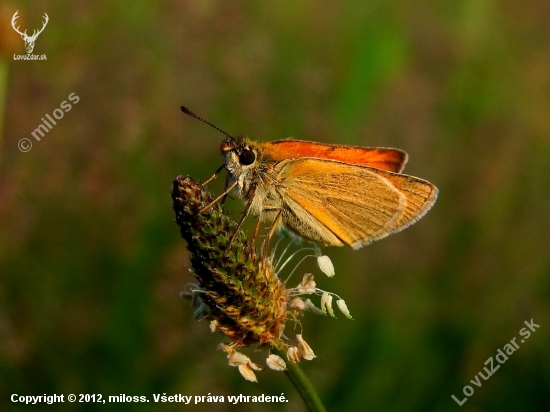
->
(221, 136), (261, 178)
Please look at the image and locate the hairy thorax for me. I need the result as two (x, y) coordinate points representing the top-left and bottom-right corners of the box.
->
(223, 150), (283, 222)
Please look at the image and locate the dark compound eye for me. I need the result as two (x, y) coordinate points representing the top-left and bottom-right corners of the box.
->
(239, 149), (256, 165)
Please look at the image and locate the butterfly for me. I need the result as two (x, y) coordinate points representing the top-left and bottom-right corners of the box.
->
(181, 106), (438, 254)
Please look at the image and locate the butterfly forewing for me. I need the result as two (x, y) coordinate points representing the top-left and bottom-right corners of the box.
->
(378, 172), (439, 235)
(275, 158), (437, 249)
(262, 140), (408, 172)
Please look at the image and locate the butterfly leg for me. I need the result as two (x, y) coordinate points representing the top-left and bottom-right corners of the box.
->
(220, 174), (232, 205)
(199, 180), (238, 214)
(223, 184), (257, 256)
(262, 210), (283, 261)
(201, 164), (225, 187)
(250, 217), (262, 264)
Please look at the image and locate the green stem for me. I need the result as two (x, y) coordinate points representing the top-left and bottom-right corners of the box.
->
(273, 348), (326, 412)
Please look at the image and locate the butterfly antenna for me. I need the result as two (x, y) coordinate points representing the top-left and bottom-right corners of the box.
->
(180, 106), (234, 139)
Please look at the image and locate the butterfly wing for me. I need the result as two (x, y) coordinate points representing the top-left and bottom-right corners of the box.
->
(262, 140), (408, 173)
(274, 158), (438, 249)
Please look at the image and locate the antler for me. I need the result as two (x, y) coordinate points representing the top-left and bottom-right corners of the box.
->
(29, 13), (49, 40)
(11, 10), (27, 37)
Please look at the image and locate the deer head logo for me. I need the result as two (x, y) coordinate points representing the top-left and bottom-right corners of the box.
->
(11, 11), (49, 54)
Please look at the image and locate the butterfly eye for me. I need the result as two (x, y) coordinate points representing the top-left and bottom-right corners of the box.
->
(239, 149), (256, 166)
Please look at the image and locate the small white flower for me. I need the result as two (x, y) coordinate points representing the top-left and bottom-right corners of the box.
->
(304, 299), (324, 315)
(228, 351), (262, 381)
(287, 346), (301, 363)
(238, 364), (258, 382)
(297, 273), (316, 294)
(317, 255), (335, 277)
(266, 354), (286, 371)
(290, 297), (306, 310)
(248, 361), (263, 371)
(336, 299), (353, 319)
(321, 292), (335, 317)
(217, 343), (231, 352)
(227, 351), (251, 366)
(296, 334), (316, 360)
(210, 320), (219, 332)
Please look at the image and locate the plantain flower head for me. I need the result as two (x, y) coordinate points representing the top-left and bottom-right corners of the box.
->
(172, 176), (351, 381)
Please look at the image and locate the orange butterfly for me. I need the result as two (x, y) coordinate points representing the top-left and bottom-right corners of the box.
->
(182, 106), (438, 253)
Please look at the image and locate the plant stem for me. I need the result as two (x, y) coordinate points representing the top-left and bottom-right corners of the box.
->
(273, 348), (326, 412)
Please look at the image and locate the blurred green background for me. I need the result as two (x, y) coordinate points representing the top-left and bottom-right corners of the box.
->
(1, 1), (549, 411)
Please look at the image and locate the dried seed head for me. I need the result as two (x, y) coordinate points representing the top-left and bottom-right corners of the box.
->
(172, 176), (287, 349)
(172, 176), (351, 381)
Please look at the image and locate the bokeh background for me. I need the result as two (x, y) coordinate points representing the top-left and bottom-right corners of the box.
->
(1, 1), (549, 411)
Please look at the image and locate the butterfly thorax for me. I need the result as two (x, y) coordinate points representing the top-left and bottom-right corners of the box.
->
(221, 137), (283, 218)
